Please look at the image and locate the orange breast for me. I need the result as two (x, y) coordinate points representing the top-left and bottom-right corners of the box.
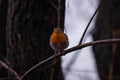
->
(50, 32), (67, 45)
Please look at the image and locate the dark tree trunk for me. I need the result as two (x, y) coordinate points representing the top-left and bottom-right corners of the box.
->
(6, 0), (65, 80)
(0, 0), (8, 77)
(92, 0), (120, 80)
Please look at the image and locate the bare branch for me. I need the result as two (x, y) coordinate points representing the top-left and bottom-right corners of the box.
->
(65, 38), (120, 54)
(58, 0), (61, 28)
(79, 0), (103, 45)
(0, 60), (21, 80)
(49, 0), (58, 12)
(21, 38), (120, 79)
(0, 78), (19, 80)
(21, 55), (54, 79)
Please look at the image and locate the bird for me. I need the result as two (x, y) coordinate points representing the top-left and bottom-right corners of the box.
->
(50, 27), (69, 63)
(50, 27), (69, 51)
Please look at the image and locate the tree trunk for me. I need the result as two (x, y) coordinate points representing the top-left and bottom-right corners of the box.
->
(6, 0), (65, 80)
(92, 0), (120, 80)
(0, 0), (8, 77)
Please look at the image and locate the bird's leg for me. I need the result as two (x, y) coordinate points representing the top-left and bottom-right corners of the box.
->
(50, 50), (59, 80)
(50, 67), (54, 80)
(53, 50), (59, 64)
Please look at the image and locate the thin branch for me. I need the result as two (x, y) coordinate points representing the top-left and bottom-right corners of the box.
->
(21, 56), (54, 80)
(65, 39), (120, 54)
(49, 0), (58, 11)
(58, 0), (61, 28)
(49, 0), (65, 30)
(21, 38), (120, 80)
(59, 0), (65, 30)
(79, 0), (103, 45)
(0, 78), (18, 80)
(0, 60), (21, 80)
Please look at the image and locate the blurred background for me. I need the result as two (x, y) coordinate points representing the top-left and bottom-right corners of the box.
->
(62, 0), (99, 80)
(61, 0), (120, 80)
(0, 0), (120, 80)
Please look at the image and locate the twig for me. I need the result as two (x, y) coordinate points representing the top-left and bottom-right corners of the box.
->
(21, 38), (120, 80)
(0, 78), (18, 80)
(49, 0), (58, 11)
(20, 55), (55, 80)
(79, 0), (103, 45)
(58, 0), (61, 28)
(65, 39), (120, 54)
(0, 60), (21, 80)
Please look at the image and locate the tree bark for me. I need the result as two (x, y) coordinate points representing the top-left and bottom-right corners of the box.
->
(6, 0), (65, 80)
(92, 0), (120, 80)
(0, 0), (8, 77)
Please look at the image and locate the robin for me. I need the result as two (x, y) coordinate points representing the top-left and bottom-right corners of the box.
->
(50, 27), (69, 51)
(50, 27), (69, 63)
